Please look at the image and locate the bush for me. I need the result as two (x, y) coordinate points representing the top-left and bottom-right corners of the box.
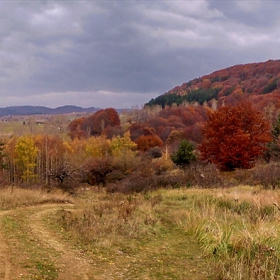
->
(82, 157), (114, 186)
(148, 146), (162, 159)
(105, 170), (126, 184)
(106, 174), (156, 193)
(253, 163), (280, 189)
(191, 163), (224, 188)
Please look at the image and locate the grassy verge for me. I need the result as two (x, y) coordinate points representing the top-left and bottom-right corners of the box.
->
(0, 187), (73, 210)
(162, 187), (280, 280)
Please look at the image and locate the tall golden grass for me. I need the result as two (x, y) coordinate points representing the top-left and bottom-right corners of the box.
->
(0, 186), (73, 210)
(2, 184), (280, 279)
(170, 186), (280, 279)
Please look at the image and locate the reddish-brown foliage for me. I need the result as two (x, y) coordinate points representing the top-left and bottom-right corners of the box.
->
(165, 59), (280, 110)
(128, 105), (208, 144)
(102, 125), (124, 139)
(199, 101), (272, 171)
(68, 108), (120, 139)
(129, 123), (146, 141)
(136, 135), (164, 151)
(104, 108), (121, 126)
(68, 117), (86, 132)
(183, 124), (203, 143)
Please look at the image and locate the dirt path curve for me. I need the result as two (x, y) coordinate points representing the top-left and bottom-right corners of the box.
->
(28, 204), (95, 280)
(0, 204), (97, 280)
(0, 212), (11, 280)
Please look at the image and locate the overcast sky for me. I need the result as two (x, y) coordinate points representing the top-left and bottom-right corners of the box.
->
(0, 0), (280, 109)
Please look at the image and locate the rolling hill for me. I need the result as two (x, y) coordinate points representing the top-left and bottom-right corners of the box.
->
(146, 59), (280, 120)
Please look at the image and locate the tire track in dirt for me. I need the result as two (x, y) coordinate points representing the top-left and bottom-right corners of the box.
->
(0, 211), (11, 280)
(28, 204), (95, 280)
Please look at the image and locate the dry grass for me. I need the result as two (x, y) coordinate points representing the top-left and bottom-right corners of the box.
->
(50, 187), (214, 279)
(167, 186), (280, 280)
(56, 190), (162, 249)
(0, 186), (73, 210)
(2, 184), (280, 279)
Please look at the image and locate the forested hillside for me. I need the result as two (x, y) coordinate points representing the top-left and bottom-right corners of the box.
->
(146, 59), (280, 121)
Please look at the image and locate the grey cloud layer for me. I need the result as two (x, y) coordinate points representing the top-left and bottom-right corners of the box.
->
(0, 1), (279, 108)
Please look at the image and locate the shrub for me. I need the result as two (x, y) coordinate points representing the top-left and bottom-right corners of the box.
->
(136, 135), (163, 151)
(148, 146), (162, 159)
(171, 140), (196, 167)
(106, 174), (156, 194)
(191, 163), (224, 188)
(253, 162), (280, 189)
(82, 157), (114, 186)
(105, 170), (126, 184)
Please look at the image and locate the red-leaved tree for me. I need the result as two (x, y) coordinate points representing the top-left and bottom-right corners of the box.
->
(199, 101), (272, 171)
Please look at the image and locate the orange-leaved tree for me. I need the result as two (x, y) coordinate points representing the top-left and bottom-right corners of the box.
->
(199, 101), (272, 171)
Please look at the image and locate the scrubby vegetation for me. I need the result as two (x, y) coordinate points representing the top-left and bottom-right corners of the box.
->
(48, 185), (280, 280)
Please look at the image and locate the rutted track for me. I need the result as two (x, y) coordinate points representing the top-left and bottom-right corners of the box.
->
(0, 204), (96, 280)
(0, 200), (214, 280)
(29, 205), (94, 280)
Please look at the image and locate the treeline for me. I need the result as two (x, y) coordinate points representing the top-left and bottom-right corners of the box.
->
(0, 133), (138, 188)
(68, 106), (209, 148)
(145, 87), (221, 108)
(0, 105), (211, 191)
(1, 100), (279, 192)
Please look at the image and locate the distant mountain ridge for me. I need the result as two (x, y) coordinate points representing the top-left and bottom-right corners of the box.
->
(0, 105), (99, 117)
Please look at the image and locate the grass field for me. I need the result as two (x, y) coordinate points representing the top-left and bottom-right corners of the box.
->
(0, 185), (279, 279)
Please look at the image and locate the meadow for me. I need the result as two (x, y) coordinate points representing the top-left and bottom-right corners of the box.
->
(0, 183), (279, 279)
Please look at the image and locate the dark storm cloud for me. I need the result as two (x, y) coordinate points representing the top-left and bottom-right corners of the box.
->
(0, 0), (279, 108)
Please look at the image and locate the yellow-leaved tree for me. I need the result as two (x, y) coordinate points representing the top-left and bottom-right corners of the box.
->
(15, 136), (38, 184)
(85, 136), (111, 158)
(111, 131), (139, 173)
(111, 131), (137, 155)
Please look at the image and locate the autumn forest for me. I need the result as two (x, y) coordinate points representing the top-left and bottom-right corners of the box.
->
(1, 60), (280, 191)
